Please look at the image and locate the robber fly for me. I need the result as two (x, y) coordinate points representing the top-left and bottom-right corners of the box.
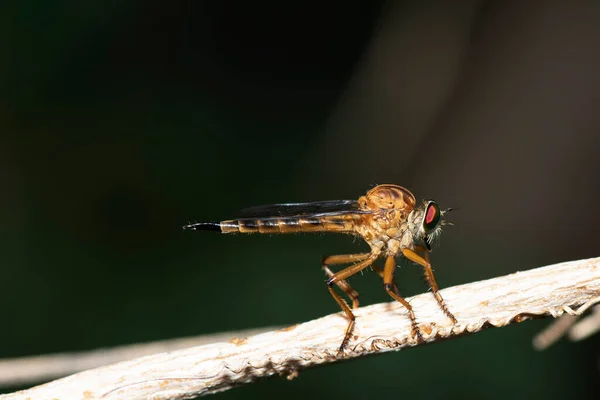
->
(184, 184), (457, 351)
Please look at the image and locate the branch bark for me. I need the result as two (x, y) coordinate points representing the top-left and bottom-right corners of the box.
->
(2, 257), (600, 400)
(0, 328), (277, 388)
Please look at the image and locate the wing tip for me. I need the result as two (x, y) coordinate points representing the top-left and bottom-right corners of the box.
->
(183, 222), (222, 232)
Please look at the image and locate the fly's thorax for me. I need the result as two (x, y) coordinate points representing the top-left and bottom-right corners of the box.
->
(374, 208), (407, 230)
(358, 184), (416, 212)
(355, 209), (410, 251)
(354, 215), (377, 243)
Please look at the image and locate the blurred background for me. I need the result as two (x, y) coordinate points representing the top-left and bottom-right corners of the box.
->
(1, 1), (600, 398)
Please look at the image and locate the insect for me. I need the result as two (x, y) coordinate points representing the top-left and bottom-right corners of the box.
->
(184, 184), (457, 351)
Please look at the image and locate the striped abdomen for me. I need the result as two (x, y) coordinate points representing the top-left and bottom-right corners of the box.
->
(184, 215), (360, 234)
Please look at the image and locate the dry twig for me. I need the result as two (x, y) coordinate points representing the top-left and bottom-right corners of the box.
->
(0, 328), (276, 388)
(2, 257), (599, 400)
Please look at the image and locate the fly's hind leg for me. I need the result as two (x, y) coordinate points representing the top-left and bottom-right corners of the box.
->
(324, 253), (378, 352)
(402, 247), (457, 324)
(322, 253), (370, 309)
(382, 255), (423, 342)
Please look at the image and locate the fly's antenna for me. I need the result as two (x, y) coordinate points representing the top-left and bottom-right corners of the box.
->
(441, 207), (457, 227)
(183, 222), (222, 232)
(442, 206), (457, 224)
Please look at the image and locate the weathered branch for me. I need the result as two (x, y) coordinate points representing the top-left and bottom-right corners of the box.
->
(2, 257), (600, 400)
(0, 328), (276, 388)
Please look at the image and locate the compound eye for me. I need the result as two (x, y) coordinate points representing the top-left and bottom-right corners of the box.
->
(423, 202), (441, 232)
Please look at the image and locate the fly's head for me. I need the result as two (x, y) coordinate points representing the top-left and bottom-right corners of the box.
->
(409, 200), (451, 251)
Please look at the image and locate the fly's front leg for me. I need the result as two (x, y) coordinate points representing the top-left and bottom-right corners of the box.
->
(322, 253), (370, 309)
(402, 247), (457, 324)
(382, 255), (423, 342)
(325, 253), (377, 352)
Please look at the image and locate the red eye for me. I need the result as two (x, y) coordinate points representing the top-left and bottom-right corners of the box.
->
(423, 202), (441, 231)
(425, 204), (437, 224)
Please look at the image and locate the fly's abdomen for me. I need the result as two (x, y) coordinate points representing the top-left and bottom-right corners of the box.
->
(219, 215), (358, 234)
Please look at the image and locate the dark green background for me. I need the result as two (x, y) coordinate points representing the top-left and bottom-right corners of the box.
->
(2, 1), (600, 399)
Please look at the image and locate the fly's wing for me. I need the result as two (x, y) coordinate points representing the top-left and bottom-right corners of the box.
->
(228, 199), (372, 233)
(236, 199), (364, 218)
(183, 200), (374, 233)
(184, 199), (374, 233)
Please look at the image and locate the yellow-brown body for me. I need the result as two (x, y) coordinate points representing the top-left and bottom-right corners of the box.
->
(218, 184), (423, 257)
(184, 184), (456, 352)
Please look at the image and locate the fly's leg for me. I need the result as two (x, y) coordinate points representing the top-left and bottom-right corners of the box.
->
(402, 247), (457, 324)
(372, 265), (400, 297)
(325, 253), (378, 352)
(382, 255), (423, 342)
(322, 253), (370, 309)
